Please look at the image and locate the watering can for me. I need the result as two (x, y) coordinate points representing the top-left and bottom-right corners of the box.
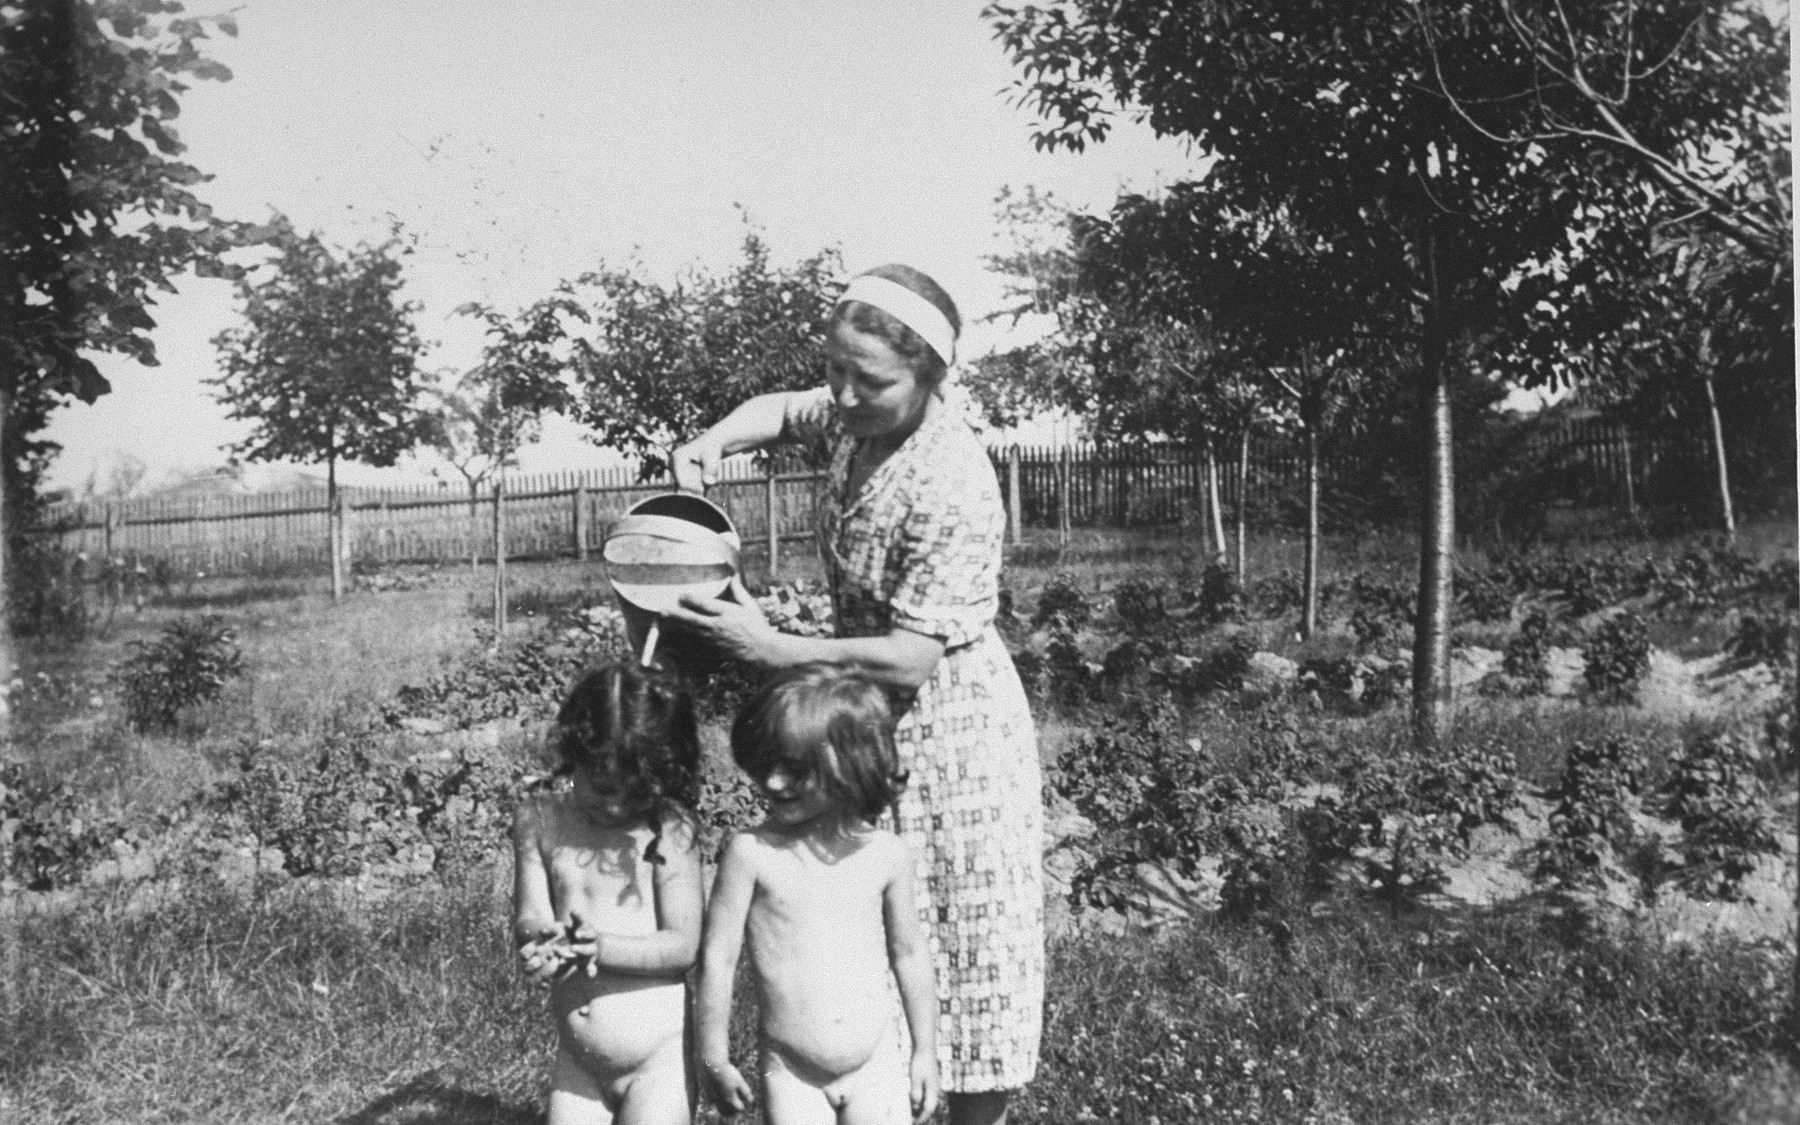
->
(601, 492), (741, 667)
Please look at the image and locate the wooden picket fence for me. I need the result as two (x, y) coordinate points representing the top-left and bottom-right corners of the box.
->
(32, 420), (1704, 579)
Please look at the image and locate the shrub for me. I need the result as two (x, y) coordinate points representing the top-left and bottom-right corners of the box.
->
(1190, 562), (1244, 629)
(1313, 739), (1520, 901)
(1581, 611), (1650, 700)
(386, 604), (629, 729)
(1245, 568), (1303, 619)
(1499, 610), (1557, 695)
(1724, 611), (1797, 672)
(1051, 701), (1304, 917)
(0, 761), (135, 890)
(1041, 625), (1096, 707)
(1456, 568), (1513, 624)
(1111, 578), (1168, 635)
(1657, 733), (1781, 901)
(1031, 573), (1092, 631)
(1535, 736), (1644, 892)
(113, 616), (246, 732)
(1342, 573), (1412, 655)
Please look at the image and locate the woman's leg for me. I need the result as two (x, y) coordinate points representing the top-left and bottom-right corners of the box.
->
(946, 1090), (1009, 1125)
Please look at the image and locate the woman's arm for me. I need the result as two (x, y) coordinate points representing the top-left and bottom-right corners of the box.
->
(696, 833), (759, 1113)
(666, 579), (946, 692)
(671, 392), (797, 491)
(883, 839), (940, 1125)
(563, 816), (703, 977)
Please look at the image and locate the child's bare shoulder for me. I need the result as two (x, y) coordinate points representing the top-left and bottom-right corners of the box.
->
(865, 830), (915, 873)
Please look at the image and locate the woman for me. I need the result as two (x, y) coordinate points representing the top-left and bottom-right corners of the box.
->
(666, 264), (1042, 1125)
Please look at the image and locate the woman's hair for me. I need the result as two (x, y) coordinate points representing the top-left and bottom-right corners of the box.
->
(731, 665), (906, 824)
(552, 662), (701, 861)
(830, 263), (961, 387)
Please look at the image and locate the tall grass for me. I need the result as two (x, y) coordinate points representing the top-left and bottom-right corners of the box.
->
(9, 872), (1792, 1124)
(6, 871), (546, 1125)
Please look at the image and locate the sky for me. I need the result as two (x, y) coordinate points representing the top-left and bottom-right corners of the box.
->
(45, 1), (1200, 494)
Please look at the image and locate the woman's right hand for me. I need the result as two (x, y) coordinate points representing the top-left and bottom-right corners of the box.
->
(671, 435), (721, 492)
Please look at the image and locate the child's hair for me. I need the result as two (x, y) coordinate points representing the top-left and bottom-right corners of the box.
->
(730, 665), (906, 824)
(553, 662), (701, 861)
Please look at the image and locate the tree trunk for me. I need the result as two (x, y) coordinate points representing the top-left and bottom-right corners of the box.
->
(1698, 330), (1735, 543)
(492, 474), (507, 642)
(1236, 426), (1250, 583)
(327, 455), (342, 601)
(1303, 422), (1320, 640)
(1411, 286), (1456, 750)
(0, 382), (13, 743)
(1204, 440), (1227, 562)
(467, 480), (481, 570)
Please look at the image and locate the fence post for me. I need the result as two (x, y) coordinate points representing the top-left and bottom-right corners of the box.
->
(765, 462), (780, 580)
(340, 494), (355, 577)
(493, 476), (507, 641)
(1057, 446), (1072, 548)
(103, 502), (116, 558)
(1620, 429), (1637, 516)
(1007, 445), (1022, 545)
(573, 481), (589, 561)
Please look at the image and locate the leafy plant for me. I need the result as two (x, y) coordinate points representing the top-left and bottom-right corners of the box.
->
(113, 616), (246, 732)
(1581, 611), (1651, 700)
(1032, 573), (1092, 630)
(1657, 733), (1780, 901)
(1535, 736), (1644, 892)
(1111, 578), (1168, 635)
(1498, 610), (1557, 696)
(1190, 562), (1244, 630)
(1313, 740), (1520, 901)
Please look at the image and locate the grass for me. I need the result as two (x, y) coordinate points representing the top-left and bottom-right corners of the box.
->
(7, 871), (1792, 1124)
(5, 521), (1796, 1123)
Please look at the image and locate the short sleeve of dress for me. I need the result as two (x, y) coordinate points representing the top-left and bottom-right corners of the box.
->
(888, 447), (1005, 650)
(780, 387), (840, 450)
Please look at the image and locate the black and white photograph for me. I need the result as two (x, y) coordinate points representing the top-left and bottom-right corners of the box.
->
(3, 2), (1796, 1122)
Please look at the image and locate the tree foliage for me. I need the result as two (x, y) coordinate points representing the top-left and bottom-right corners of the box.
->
(567, 231), (844, 477)
(210, 222), (433, 478)
(1, 0), (254, 508)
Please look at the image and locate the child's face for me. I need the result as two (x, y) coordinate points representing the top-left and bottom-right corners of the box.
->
(571, 767), (642, 824)
(754, 755), (839, 831)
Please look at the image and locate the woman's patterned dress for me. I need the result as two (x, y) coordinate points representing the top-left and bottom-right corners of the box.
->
(785, 387), (1044, 1092)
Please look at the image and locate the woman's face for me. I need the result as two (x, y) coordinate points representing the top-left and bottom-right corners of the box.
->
(825, 323), (933, 444)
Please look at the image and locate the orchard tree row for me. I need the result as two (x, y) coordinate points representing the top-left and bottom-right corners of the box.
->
(972, 0), (1791, 745)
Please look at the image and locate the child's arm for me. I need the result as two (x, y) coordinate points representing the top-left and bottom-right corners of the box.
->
(883, 839), (940, 1125)
(563, 815), (704, 977)
(696, 832), (759, 1114)
(509, 799), (567, 984)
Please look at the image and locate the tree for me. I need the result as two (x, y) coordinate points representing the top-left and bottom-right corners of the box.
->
(210, 223), (432, 600)
(446, 293), (583, 634)
(2, 0), (250, 713)
(569, 231), (844, 478)
(984, 0), (1757, 745)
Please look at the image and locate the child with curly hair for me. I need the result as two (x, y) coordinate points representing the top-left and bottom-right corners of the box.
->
(512, 662), (705, 1125)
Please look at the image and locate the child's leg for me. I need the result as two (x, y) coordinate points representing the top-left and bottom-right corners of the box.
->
(614, 1036), (693, 1125)
(760, 1049), (837, 1125)
(549, 1045), (617, 1125)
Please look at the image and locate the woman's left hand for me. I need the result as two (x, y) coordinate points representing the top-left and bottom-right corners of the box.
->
(664, 576), (781, 667)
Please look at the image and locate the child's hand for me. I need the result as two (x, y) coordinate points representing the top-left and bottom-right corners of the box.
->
(909, 1052), (940, 1125)
(516, 929), (571, 985)
(562, 912), (604, 978)
(702, 1056), (756, 1115)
